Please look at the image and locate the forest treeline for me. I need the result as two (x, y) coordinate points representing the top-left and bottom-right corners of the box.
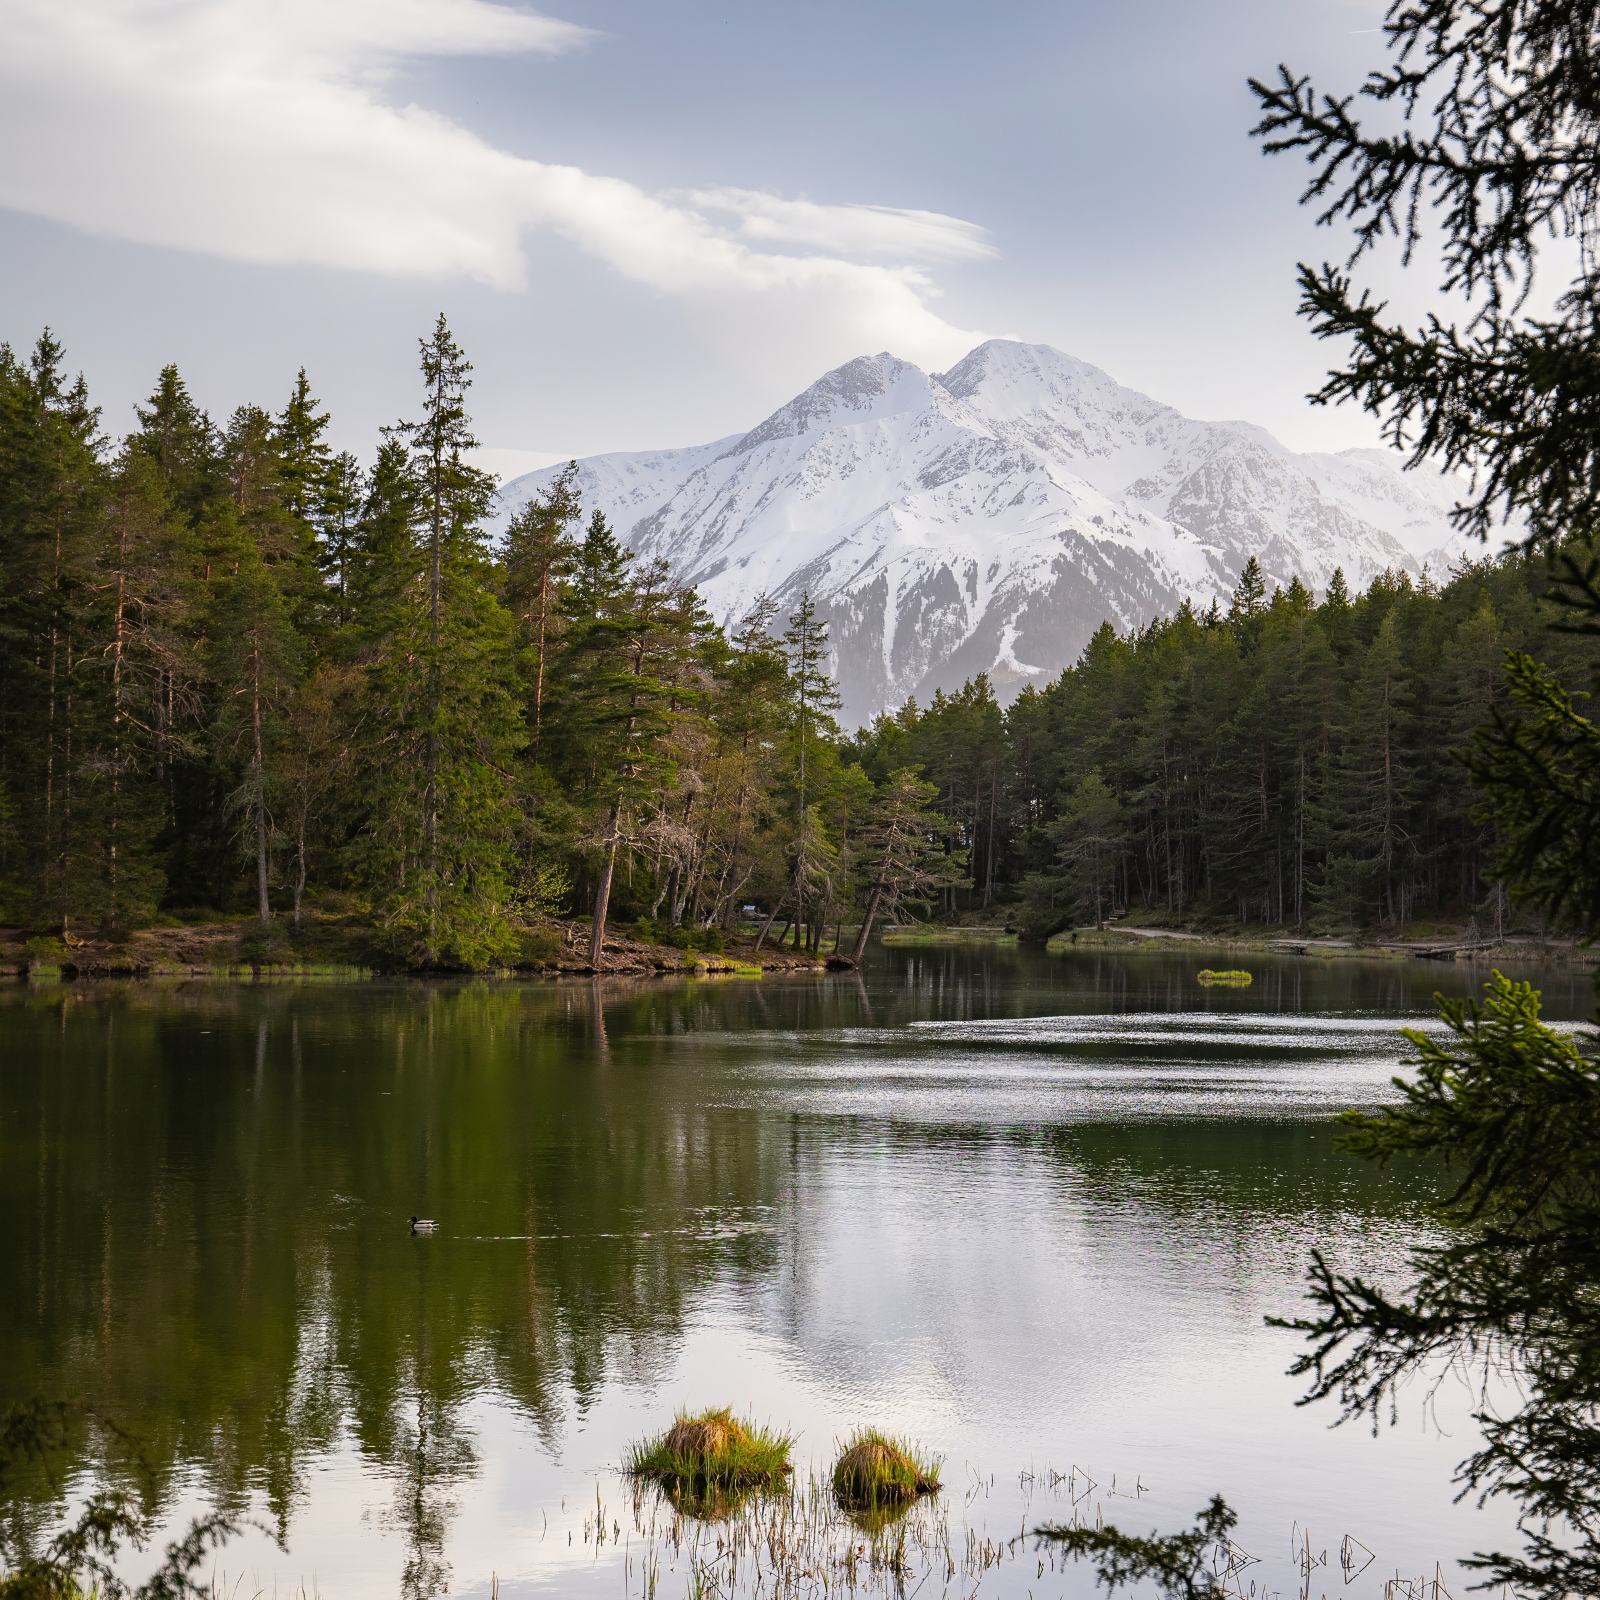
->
(851, 551), (1600, 936)
(0, 319), (1585, 964)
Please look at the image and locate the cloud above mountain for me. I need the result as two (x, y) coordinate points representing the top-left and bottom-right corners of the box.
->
(0, 0), (993, 369)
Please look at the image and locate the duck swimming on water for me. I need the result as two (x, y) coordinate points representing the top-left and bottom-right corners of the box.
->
(410, 1215), (438, 1232)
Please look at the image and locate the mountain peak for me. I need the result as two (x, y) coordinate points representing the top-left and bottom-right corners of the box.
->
(934, 339), (1149, 419)
(727, 351), (934, 457)
(499, 339), (1483, 722)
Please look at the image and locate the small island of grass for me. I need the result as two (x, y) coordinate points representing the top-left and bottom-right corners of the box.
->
(1197, 969), (1253, 985)
(830, 1429), (941, 1512)
(626, 1407), (793, 1494)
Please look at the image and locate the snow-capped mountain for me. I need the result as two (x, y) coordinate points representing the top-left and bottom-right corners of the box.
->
(498, 340), (1488, 725)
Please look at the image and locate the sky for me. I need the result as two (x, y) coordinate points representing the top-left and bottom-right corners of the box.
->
(0, 0), (1450, 480)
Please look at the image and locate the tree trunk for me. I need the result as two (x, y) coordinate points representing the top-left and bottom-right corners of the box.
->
(588, 800), (621, 964)
(752, 897), (784, 952)
(850, 882), (885, 962)
(532, 572), (550, 766)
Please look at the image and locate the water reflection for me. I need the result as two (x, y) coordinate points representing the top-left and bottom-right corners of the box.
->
(0, 946), (1589, 1598)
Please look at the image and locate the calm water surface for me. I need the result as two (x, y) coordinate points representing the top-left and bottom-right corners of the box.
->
(2, 946), (1593, 1600)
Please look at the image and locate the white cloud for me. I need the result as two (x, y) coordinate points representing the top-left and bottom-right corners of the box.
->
(0, 0), (992, 370)
(681, 188), (998, 264)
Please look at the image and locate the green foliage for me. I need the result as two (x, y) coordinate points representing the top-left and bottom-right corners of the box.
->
(1461, 541), (1600, 943)
(1037, 1496), (1238, 1600)
(848, 766), (967, 959)
(1250, 3), (1600, 548)
(632, 918), (725, 953)
(1271, 973), (1600, 1597)
(0, 1402), (246, 1600)
(348, 317), (525, 967)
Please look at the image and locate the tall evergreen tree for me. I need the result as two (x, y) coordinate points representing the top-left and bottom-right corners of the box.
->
(0, 333), (107, 930)
(780, 592), (842, 948)
(355, 317), (523, 964)
(502, 462), (582, 767)
(848, 767), (966, 959)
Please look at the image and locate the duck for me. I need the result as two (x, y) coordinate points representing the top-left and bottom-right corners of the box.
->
(410, 1215), (438, 1233)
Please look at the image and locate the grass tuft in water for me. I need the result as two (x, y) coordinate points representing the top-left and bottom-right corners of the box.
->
(1197, 969), (1252, 985)
(830, 1429), (941, 1512)
(627, 1407), (793, 1494)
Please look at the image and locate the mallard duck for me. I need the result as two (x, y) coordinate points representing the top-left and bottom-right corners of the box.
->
(410, 1215), (438, 1232)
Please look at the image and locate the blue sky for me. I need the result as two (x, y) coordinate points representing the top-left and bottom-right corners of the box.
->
(0, 0), (1418, 476)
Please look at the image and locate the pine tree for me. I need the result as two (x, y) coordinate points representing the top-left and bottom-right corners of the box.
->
(502, 463), (582, 767)
(347, 440), (417, 641)
(1228, 555), (1269, 655)
(712, 597), (788, 927)
(354, 317), (524, 964)
(848, 767), (966, 959)
(1049, 772), (1125, 928)
(1322, 611), (1417, 925)
(550, 514), (710, 961)
(0, 333), (107, 931)
(780, 592), (842, 948)
(209, 545), (301, 925)
(317, 451), (364, 630)
(271, 662), (362, 926)
(91, 448), (199, 929)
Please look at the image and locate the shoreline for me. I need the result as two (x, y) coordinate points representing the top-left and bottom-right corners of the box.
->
(1046, 923), (1598, 970)
(0, 917), (834, 983)
(4, 915), (1591, 982)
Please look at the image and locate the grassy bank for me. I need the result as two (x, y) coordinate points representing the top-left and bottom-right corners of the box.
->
(0, 907), (828, 982)
(878, 925), (1017, 947)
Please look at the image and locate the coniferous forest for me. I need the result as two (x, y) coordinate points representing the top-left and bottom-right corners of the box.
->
(0, 316), (1590, 968)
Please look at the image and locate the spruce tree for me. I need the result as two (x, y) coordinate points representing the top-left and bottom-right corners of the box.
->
(1233, 19), (1600, 1599)
(550, 514), (710, 960)
(209, 545), (301, 925)
(848, 767), (966, 959)
(317, 451), (364, 631)
(354, 317), (523, 964)
(1322, 611), (1417, 925)
(502, 462), (582, 767)
(347, 440), (418, 642)
(0, 333), (107, 931)
(130, 365), (221, 532)
(274, 368), (332, 528)
(780, 592), (842, 948)
(91, 448), (199, 929)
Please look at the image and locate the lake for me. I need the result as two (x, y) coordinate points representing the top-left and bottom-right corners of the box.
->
(2, 945), (1592, 1600)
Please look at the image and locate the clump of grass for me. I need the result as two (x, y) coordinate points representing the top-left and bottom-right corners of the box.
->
(1197, 968), (1252, 985)
(830, 1429), (941, 1513)
(627, 1407), (793, 1495)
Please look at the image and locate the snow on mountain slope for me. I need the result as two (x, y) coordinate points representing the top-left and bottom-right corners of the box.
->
(498, 340), (1492, 725)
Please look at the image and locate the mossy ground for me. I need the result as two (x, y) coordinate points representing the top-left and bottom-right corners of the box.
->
(626, 1407), (794, 1497)
(830, 1430), (941, 1513)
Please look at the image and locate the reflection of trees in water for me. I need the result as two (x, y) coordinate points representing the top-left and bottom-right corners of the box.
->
(0, 980), (793, 1585)
(386, 1395), (476, 1600)
(1, 955), (1532, 1589)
